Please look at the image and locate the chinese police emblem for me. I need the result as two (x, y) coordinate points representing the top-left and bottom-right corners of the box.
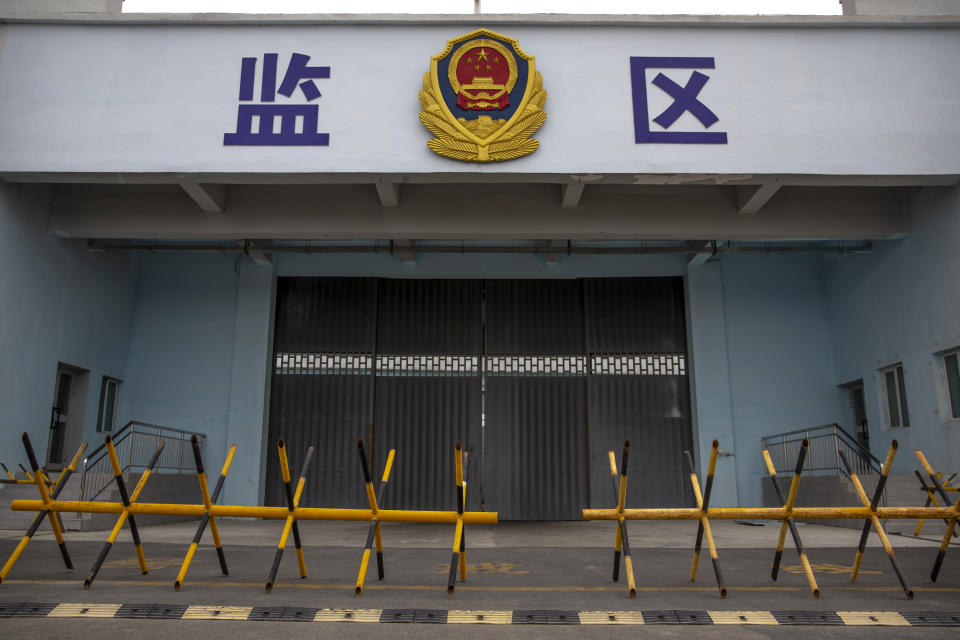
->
(419, 29), (546, 162)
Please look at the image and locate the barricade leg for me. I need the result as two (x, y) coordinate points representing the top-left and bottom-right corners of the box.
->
(837, 444), (912, 598)
(849, 442), (896, 582)
(762, 440), (819, 598)
(684, 444), (725, 598)
(447, 442), (466, 595)
(607, 441), (636, 598)
(174, 441), (237, 591)
(83, 437), (165, 588)
(459, 449), (468, 582)
(0, 438), (87, 584)
(265, 440), (314, 592)
(607, 451), (622, 582)
(21, 433), (72, 569)
(688, 440), (719, 583)
(915, 450), (960, 582)
(355, 442), (395, 596)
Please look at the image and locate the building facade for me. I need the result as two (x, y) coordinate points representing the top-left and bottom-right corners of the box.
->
(0, 4), (958, 515)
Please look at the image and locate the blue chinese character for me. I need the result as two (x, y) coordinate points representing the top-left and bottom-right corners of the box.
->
(224, 53), (331, 146)
(630, 57), (727, 144)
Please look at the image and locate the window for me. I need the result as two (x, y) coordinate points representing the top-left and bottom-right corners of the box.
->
(96, 377), (120, 432)
(944, 349), (960, 420)
(881, 364), (909, 428)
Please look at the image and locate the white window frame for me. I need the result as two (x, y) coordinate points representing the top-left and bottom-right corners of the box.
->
(96, 377), (121, 433)
(880, 363), (909, 429)
(941, 348), (960, 421)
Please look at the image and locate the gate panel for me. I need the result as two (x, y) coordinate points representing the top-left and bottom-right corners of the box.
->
(375, 375), (481, 511)
(484, 375), (588, 520)
(585, 277), (694, 509)
(266, 371), (371, 508)
(266, 278), (376, 507)
(373, 279), (482, 511)
(484, 280), (588, 520)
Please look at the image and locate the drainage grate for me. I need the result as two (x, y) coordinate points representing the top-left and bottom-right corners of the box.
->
(900, 611), (960, 626)
(772, 611), (844, 626)
(115, 604), (187, 619)
(380, 609), (416, 623)
(249, 606), (318, 622)
(513, 610), (548, 624)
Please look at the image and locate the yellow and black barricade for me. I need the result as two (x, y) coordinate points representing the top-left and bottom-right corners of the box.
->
(447, 442), (467, 595)
(837, 444), (912, 598)
(607, 440), (637, 598)
(174, 439), (237, 591)
(762, 439), (819, 597)
(915, 450), (959, 582)
(83, 437), (165, 588)
(265, 439), (315, 592)
(354, 440), (396, 596)
(684, 442), (725, 598)
(912, 470), (958, 538)
(0, 436), (87, 583)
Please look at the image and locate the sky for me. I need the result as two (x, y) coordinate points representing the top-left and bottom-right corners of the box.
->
(123, 1), (843, 15)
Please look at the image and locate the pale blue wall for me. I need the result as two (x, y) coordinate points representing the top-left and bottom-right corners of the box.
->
(0, 181), (136, 469)
(687, 253), (848, 506)
(824, 185), (960, 473)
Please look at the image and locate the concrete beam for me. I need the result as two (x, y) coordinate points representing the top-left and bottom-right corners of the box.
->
(545, 239), (567, 265)
(685, 240), (711, 266)
(560, 182), (585, 208)
(48, 184), (910, 241)
(241, 240), (272, 266)
(375, 180), (400, 207)
(736, 183), (781, 214)
(687, 241), (728, 267)
(394, 240), (416, 264)
(180, 182), (226, 213)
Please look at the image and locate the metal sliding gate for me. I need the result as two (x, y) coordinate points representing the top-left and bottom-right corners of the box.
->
(267, 277), (693, 518)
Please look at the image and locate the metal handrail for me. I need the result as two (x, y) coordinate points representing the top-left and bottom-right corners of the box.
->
(79, 421), (206, 502)
(762, 423), (883, 477)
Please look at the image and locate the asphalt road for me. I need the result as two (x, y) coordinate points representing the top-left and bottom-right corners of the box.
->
(0, 520), (958, 638)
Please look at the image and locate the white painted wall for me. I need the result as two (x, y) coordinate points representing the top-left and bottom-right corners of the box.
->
(0, 23), (957, 176)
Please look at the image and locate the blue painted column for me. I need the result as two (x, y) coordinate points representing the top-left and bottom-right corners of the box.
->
(686, 259), (739, 506)
(223, 259), (276, 507)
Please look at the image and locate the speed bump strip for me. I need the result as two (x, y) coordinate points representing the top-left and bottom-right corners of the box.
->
(837, 611), (910, 626)
(709, 610), (779, 625)
(182, 605), (252, 620)
(446, 609), (512, 624)
(48, 603), (122, 618)
(115, 603), (188, 619)
(3, 603), (960, 625)
(314, 608), (381, 622)
(644, 610), (712, 624)
(578, 611), (646, 625)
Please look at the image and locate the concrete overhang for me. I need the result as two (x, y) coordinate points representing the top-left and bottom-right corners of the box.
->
(2, 12), (960, 28)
